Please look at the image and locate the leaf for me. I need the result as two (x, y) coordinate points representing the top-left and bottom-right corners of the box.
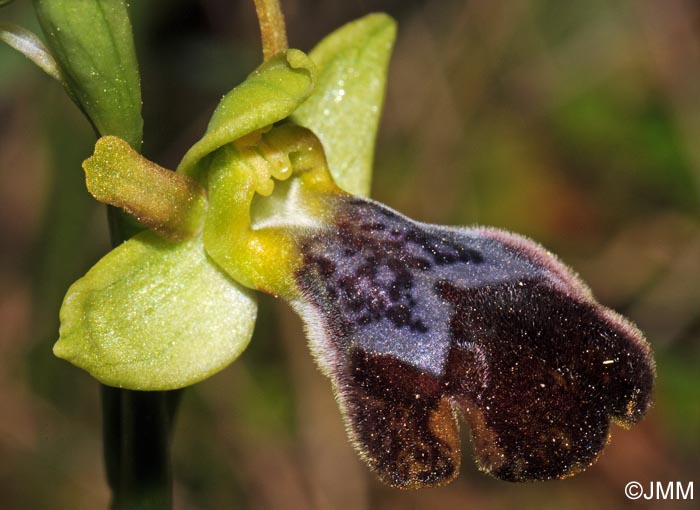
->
(33, 0), (143, 149)
(291, 13), (396, 196)
(0, 21), (66, 84)
(177, 49), (317, 179)
(54, 230), (257, 390)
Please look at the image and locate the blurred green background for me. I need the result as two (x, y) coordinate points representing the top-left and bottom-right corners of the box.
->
(1, 1), (699, 509)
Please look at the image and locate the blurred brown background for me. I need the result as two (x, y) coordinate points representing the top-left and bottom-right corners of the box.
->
(1, 1), (699, 509)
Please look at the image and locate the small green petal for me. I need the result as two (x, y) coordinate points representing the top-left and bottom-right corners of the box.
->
(291, 13), (396, 196)
(177, 49), (317, 179)
(55, 231), (257, 390)
(84, 136), (207, 241)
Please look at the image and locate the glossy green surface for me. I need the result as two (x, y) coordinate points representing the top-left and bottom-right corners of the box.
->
(55, 231), (257, 390)
(292, 13), (395, 196)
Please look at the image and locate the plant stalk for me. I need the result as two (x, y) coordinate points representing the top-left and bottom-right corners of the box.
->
(253, 0), (288, 60)
(100, 2), (291, 507)
(101, 210), (182, 510)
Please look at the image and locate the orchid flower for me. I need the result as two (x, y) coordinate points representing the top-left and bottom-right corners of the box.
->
(6, 7), (654, 489)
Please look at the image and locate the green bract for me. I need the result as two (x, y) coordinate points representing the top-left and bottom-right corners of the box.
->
(292, 13), (396, 196)
(33, 0), (143, 149)
(51, 13), (396, 390)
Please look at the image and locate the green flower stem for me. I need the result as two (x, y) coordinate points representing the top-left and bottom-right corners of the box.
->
(102, 385), (182, 510)
(30, 1), (178, 507)
(102, 207), (181, 510)
(253, 0), (288, 60)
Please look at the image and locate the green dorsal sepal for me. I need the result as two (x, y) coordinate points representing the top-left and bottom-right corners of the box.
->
(176, 49), (317, 179)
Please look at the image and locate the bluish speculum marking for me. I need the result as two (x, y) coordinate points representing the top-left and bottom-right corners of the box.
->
(297, 197), (548, 376)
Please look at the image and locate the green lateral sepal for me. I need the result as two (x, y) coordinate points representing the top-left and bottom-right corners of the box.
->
(55, 231), (257, 390)
(292, 13), (396, 196)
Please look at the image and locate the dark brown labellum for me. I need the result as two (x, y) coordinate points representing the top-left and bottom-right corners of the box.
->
(292, 195), (654, 488)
